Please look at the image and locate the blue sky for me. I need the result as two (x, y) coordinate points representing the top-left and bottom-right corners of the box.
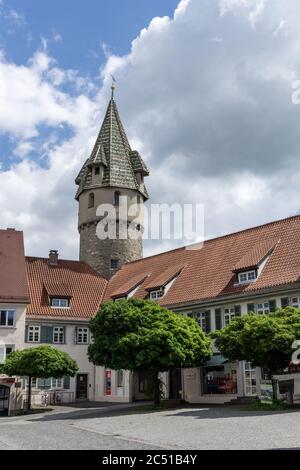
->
(1, 0), (300, 259)
(0, 0), (179, 71)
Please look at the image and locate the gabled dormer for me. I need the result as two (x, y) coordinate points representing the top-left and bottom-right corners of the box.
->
(145, 266), (183, 300)
(233, 239), (279, 286)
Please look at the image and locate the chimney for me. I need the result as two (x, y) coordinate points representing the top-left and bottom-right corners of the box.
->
(49, 250), (59, 266)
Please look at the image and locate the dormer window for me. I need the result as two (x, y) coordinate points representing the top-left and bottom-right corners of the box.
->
(237, 270), (257, 284)
(95, 167), (100, 175)
(149, 288), (164, 300)
(50, 298), (70, 308)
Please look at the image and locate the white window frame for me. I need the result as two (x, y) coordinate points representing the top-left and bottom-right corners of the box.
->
(149, 288), (164, 300)
(256, 302), (270, 315)
(53, 326), (64, 344)
(223, 307), (236, 326)
(238, 270), (257, 284)
(0, 309), (15, 327)
(193, 312), (207, 331)
(291, 297), (300, 308)
(28, 325), (41, 343)
(51, 298), (70, 309)
(51, 377), (63, 389)
(76, 327), (89, 344)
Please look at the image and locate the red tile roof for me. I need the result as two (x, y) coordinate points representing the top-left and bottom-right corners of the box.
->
(111, 273), (148, 299)
(232, 238), (279, 272)
(26, 257), (107, 319)
(0, 229), (29, 303)
(105, 216), (300, 307)
(144, 265), (184, 291)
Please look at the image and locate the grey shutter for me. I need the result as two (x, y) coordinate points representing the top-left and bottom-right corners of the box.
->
(234, 305), (241, 316)
(269, 299), (276, 313)
(247, 303), (255, 313)
(25, 325), (29, 343)
(281, 298), (289, 309)
(215, 309), (222, 330)
(41, 326), (53, 344)
(205, 311), (211, 333)
(63, 326), (66, 344)
(63, 376), (70, 389)
(74, 326), (78, 344)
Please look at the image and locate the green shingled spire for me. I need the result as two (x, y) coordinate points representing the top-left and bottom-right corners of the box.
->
(75, 92), (149, 200)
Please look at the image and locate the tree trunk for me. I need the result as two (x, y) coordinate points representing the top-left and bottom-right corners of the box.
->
(152, 371), (160, 407)
(27, 375), (32, 411)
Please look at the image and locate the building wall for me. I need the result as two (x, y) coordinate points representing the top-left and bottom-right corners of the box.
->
(173, 290), (300, 403)
(78, 187), (144, 279)
(0, 303), (27, 355)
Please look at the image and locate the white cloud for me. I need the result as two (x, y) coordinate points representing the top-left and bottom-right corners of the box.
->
(1, 0), (300, 261)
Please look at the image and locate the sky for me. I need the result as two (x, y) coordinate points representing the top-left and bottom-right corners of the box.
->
(0, 0), (300, 260)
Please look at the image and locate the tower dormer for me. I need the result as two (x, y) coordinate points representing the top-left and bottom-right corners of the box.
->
(75, 83), (150, 279)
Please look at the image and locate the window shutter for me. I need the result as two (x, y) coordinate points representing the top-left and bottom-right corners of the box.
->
(281, 298), (289, 309)
(63, 326), (66, 344)
(269, 299), (276, 312)
(41, 326), (53, 344)
(247, 303), (255, 313)
(25, 325), (29, 343)
(234, 305), (241, 316)
(215, 309), (222, 330)
(0, 346), (5, 364)
(205, 311), (211, 333)
(74, 327), (78, 344)
(63, 376), (70, 390)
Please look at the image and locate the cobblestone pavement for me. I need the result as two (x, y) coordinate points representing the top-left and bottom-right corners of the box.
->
(0, 404), (300, 450)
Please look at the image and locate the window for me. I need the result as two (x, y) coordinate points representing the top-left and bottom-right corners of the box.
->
(238, 270), (257, 284)
(224, 307), (236, 326)
(0, 310), (15, 327)
(110, 259), (119, 270)
(53, 327), (65, 344)
(76, 327), (89, 344)
(149, 289), (164, 300)
(114, 191), (121, 207)
(0, 345), (14, 364)
(28, 326), (40, 343)
(22, 377), (37, 389)
(117, 370), (124, 388)
(291, 297), (300, 308)
(95, 167), (100, 175)
(203, 362), (237, 395)
(51, 298), (69, 308)
(257, 302), (270, 315)
(193, 312), (207, 331)
(88, 192), (95, 208)
(51, 377), (63, 389)
(137, 195), (141, 204)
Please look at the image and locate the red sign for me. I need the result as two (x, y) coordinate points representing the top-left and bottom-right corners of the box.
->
(0, 377), (15, 385)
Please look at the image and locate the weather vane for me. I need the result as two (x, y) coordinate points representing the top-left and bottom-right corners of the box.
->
(111, 74), (116, 98)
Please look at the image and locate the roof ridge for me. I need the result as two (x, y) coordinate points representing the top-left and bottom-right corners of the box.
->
(118, 214), (300, 267)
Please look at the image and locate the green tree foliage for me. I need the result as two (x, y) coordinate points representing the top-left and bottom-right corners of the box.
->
(212, 308), (300, 397)
(88, 299), (212, 406)
(1, 346), (78, 410)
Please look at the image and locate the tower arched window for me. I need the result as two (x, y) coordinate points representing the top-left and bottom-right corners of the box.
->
(88, 192), (95, 208)
(114, 191), (121, 207)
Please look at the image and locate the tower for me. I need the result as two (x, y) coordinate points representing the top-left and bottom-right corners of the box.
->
(75, 83), (149, 279)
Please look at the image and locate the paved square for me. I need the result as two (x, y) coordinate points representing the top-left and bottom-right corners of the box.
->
(0, 405), (300, 450)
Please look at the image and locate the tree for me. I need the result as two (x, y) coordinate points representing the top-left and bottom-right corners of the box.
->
(1, 346), (78, 410)
(212, 308), (300, 399)
(88, 298), (212, 406)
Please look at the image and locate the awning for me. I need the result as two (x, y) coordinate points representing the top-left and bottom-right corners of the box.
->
(204, 355), (227, 367)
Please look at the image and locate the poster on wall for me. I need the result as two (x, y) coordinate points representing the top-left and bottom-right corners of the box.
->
(105, 370), (112, 395)
(260, 380), (273, 401)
